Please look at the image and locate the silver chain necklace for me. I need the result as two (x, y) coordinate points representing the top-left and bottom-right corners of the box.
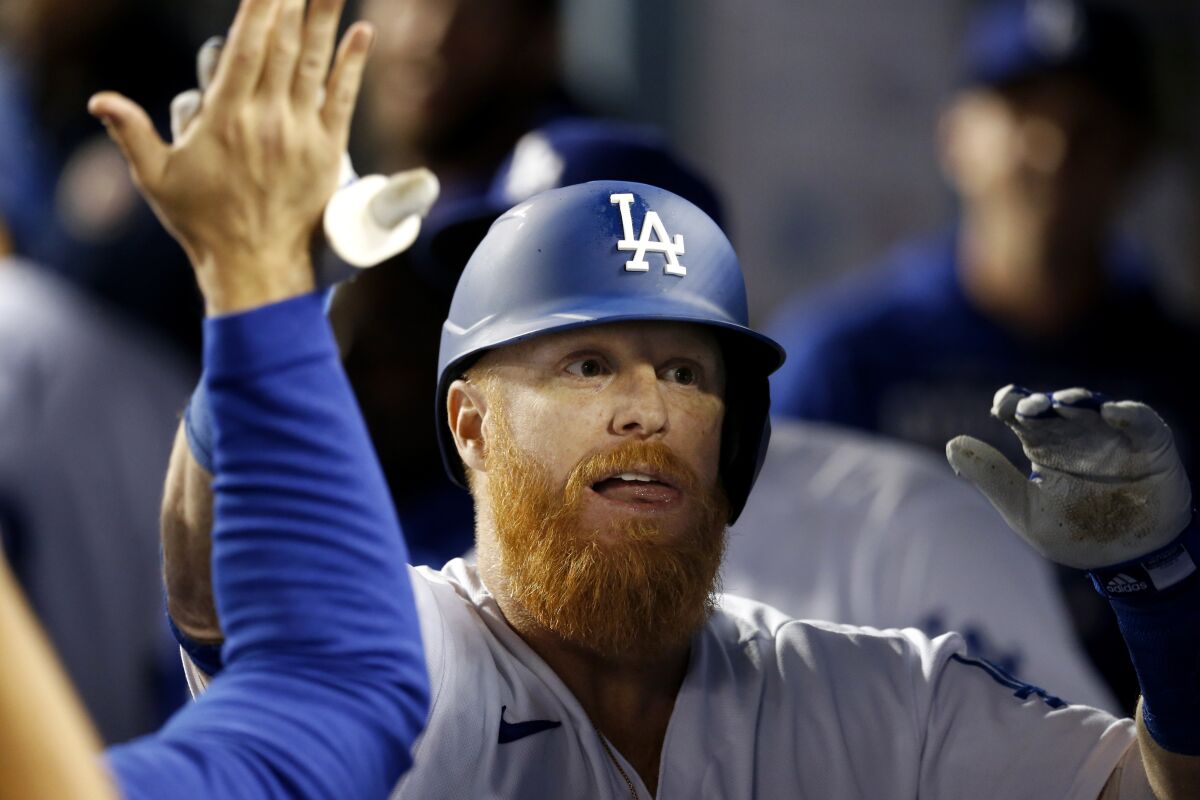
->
(593, 725), (640, 800)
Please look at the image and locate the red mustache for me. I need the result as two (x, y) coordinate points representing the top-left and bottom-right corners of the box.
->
(563, 440), (701, 503)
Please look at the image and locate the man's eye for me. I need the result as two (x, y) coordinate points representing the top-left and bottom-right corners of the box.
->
(566, 358), (607, 378)
(666, 365), (697, 386)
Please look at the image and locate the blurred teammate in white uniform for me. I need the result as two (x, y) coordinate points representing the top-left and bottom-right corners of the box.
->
(98, 0), (1200, 796)
(724, 419), (1119, 712)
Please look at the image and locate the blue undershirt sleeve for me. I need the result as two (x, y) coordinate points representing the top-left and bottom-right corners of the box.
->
(106, 292), (429, 800)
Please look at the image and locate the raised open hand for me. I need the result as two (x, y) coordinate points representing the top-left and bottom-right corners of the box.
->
(88, 0), (373, 314)
(169, 33), (442, 273)
(947, 385), (1192, 570)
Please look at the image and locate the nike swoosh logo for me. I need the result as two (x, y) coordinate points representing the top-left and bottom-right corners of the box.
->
(498, 705), (562, 744)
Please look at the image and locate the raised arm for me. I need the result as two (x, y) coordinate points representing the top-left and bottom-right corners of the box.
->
(156, 5), (439, 653)
(949, 386), (1200, 799)
(109, 292), (430, 799)
(90, 0), (429, 796)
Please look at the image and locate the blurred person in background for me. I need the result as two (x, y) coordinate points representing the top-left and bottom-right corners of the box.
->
(355, 0), (566, 209)
(0, 255), (192, 743)
(766, 0), (1200, 712)
(770, 0), (1196, 470)
(0, 0), (200, 742)
(724, 418), (1119, 712)
(0, 0), (203, 357)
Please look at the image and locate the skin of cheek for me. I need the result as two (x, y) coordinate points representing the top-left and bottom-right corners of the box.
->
(486, 372), (726, 498)
(668, 390), (725, 489)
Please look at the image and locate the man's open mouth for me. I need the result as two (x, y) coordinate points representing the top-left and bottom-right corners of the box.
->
(589, 470), (682, 507)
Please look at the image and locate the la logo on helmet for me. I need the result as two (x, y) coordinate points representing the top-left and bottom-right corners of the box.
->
(610, 193), (687, 277)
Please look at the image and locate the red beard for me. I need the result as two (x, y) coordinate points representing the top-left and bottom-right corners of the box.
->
(482, 409), (729, 662)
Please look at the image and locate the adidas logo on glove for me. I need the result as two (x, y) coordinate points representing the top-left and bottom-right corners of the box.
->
(1105, 573), (1149, 594)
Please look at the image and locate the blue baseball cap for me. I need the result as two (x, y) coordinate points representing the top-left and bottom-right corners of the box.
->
(413, 117), (725, 295)
(963, 0), (1153, 121)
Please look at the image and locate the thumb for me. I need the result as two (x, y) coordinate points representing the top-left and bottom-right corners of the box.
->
(88, 92), (168, 191)
(946, 434), (1033, 536)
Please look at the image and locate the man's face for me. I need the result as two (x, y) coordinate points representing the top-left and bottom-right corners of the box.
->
(463, 321), (729, 661)
(941, 74), (1143, 238)
(359, 0), (555, 157)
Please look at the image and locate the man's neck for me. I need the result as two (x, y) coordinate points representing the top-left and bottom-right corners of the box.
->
(522, 623), (688, 796)
(957, 209), (1106, 338)
(479, 551), (688, 797)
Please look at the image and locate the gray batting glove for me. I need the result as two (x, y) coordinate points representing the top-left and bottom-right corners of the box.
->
(946, 385), (1192, 570)
(169, 36), (439, 269)
(169, 36), (222, 141)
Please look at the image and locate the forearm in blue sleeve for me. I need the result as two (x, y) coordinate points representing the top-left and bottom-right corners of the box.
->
(107, 293), (429, 799)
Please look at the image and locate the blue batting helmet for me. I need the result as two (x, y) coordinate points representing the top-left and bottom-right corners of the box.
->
(436, 180), (785, 522)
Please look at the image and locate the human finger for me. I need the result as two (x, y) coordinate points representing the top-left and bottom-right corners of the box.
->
(259, 0), (305, 100)
(321, 22), (374, 142)
(293, 0), (349, 108)
(88, 92), (169, 192)
(207, 0), (280, 106)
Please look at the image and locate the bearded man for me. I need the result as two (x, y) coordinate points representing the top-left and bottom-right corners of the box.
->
(94, 0), (1200, 796)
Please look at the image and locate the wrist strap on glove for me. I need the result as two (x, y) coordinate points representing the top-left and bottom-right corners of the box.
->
(1090, 520), (1200, 755)
(1090, 523), (1200, 599)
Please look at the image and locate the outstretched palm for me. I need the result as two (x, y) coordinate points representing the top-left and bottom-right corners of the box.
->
(89, 0), (373, 314)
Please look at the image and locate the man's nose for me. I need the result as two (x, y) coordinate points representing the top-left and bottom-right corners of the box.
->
(610, 366), (669, 439)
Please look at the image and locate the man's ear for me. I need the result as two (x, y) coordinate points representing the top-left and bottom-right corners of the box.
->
(447, 378), (489, 473)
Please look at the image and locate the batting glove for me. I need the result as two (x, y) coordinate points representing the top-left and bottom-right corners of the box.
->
(945, 385), (1192, 571)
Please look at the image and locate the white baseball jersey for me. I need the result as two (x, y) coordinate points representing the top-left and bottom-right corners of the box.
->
(724, 419), (1119, 712)
(185, 558), (1133, 798)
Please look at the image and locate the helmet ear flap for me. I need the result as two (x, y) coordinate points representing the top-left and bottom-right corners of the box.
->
(718, 346), (773, 524)
(719, 415), (742, 522)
